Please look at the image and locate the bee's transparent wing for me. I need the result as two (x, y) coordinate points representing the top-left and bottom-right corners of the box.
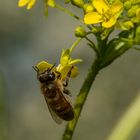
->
(43, 95), (63, 124)
(63, 88), (73, 108)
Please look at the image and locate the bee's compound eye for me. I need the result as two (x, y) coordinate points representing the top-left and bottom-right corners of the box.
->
(38, 74), (46, 83)
(48, 72), (55, 81)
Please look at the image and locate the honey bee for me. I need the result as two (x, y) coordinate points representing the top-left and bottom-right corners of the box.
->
(33, 64), (74, 124)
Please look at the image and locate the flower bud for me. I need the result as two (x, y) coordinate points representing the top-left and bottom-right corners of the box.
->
(127, 5), (139, 18)
(131, 17), (139, 23)
(136, 26), (140, 36)
(131, 0), (140, 5)
(83, 3), (94, 13)
(134, 26), (140, 44)
(75, 26), (86, 37)
(71, 0), (84, 8)
(136, 8), (140, 21)
(121, 21), (134, 30)
(47, 0), (55, 7)
(124, 1), (132, 10)
(65, 0), (70, 4)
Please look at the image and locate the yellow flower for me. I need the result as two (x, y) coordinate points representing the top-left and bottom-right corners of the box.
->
(18, 0), (55, 10)
(84, 0), (123, 28)
(45, 0), (55, 15)
(34, 48), (82, 81)
(136, 8), (140, 21)
(56, 48), (82, 80)
(18, 0), (36, 10)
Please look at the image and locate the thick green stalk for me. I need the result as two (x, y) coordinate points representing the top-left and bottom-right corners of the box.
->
(107, 93), (140, 140)
(0, 74), (6, 140)
(63, 57), (100, 140)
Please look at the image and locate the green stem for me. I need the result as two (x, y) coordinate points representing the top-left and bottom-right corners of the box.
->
(107, 93), (140, 140)
(85, 36), (100, 56)
(63, 57), (100, 140)
(133, 46), (140, 51)
(70, 38), (82, 52)
(0, 74), (6, 140)
(55, 4), (83, 23)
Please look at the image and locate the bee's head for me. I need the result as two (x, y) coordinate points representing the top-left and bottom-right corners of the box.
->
(33, 64), (56, 83)
(38, 71), (55, 83)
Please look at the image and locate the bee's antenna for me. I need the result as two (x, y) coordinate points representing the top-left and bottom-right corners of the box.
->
(48, 63), (56, 72)
(32, 66), (39, 73)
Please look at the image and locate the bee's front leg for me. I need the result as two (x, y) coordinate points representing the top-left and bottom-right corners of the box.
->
(63, 66), (74, 87)
(55, 70), (61, 78)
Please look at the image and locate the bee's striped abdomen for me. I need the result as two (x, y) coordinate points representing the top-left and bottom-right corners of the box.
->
(49, 90), (74, 121)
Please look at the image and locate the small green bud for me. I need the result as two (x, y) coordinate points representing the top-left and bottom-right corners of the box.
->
(136, 26), (140, 36)
(131, 17), (139, 23)
(65, 0), (70, 4)
(127, 5), (139, 18)
(83, 4), (94, 13)
(124, 1), (132, 10)
(75, 26), (86, 37)
(134, 36), (140, 44)
(131, 0), (140, 5)
(136, 8), (140, 21)
(71, 0), (84, 8)
(47, 0), (55, 7)
(134, 26), (140, 44)
(121, 21), (134, 30)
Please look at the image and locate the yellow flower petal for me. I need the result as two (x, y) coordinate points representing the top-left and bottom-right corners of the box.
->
(110, 0), (123, 15)
(69, 59), (83, 65)
(57, 65), (79, 80)
(27, 0), (36, 9)
(83, 3), (94, 13)
(136, 8), (140, 20)
(93, 0), (109, 14)
(47, 0), (55, 8)
(102, 16), (117, 28)
(36, 61), (56, 73)
(60, 49), (70, 65)
(84, 12), (103, 24)
(18, 0), (29, 7)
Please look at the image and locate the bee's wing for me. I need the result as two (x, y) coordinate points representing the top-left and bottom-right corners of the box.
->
(62, 89), (73, 108)
(43, 95), (63, 124)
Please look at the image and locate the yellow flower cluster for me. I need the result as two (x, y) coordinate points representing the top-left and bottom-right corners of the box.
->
(18, 0), (36, 9)
(84, 0), (123, 28)
(18, 0), (55, 10)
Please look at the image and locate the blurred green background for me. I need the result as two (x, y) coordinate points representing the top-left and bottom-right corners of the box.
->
(0, 0), (140, 140)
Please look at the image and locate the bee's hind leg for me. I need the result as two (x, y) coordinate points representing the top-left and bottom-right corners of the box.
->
(63, 88), (72, 96)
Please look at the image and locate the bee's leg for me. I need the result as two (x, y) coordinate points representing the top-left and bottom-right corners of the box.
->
(55, 70), (61, 78)
(63, 88), (72, 96)
(63, 66), (74, 87)
(63, 77), (69, 87)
